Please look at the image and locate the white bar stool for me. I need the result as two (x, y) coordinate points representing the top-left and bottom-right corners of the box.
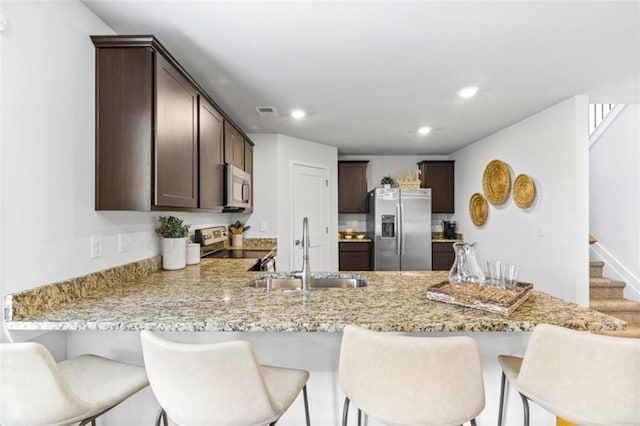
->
(338, 325), (485, 426)
(497, 323), (640, 426)
(140, 330), (311, 426)
(0, 342), (149, 426)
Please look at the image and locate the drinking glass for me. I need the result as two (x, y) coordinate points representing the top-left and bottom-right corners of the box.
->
(487, 260), (504, 287)
(505, 264), (520, 289)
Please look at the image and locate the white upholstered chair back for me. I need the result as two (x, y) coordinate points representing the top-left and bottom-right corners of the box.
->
(338, 325), (485, 426)
(0, 342), (93, 426)
(140, 330), (280, 425)
(516, 324), (640, 426)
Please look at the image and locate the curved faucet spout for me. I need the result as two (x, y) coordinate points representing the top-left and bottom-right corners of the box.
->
(293, 217), (312, 291)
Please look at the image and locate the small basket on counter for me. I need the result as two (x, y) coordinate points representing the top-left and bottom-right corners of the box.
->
(426, 281), (533, 316)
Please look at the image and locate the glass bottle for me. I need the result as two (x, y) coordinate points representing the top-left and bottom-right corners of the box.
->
(448, 242), (485, 285)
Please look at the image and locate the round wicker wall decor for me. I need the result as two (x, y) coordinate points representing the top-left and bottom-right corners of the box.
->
(482, 160), (510, 205)
(469, 193), (488, 226)
(513, 174), (535, 208)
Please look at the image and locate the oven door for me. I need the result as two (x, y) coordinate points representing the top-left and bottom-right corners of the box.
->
(225, 165), (252, 209)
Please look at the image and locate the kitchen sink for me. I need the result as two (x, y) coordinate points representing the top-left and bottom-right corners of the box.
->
(247, 273), (368, 291)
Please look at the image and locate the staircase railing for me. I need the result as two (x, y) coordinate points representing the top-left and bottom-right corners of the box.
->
(589, 103), (616, 135)
(588, 104), (626, 147)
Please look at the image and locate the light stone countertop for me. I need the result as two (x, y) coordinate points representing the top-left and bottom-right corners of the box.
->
(4, 259), (626, 333)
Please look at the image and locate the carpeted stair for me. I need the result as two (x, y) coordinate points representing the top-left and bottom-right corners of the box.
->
(589, 261), (640, 338)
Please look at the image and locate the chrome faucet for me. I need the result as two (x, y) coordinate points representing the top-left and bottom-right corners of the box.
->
(294, 217), (312, 291)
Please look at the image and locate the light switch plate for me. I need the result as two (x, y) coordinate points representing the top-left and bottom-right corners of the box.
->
(91, 235), (103, 258)
(119, 233), (133, 253)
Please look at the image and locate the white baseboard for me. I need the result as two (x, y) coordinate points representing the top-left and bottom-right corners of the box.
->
(590, 243), (640, 301)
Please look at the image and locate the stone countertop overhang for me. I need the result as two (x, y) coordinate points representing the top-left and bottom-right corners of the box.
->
(4, 259), (626, 333)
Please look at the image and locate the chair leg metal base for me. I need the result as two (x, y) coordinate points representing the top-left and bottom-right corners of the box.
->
(155, 407), (168, 426)
(342, 397), (365, 426)
(498, 371), (507, 426)
(520, 392), (530, 426)
(303, 384), (311, 426)
(342, 397), (350, 426)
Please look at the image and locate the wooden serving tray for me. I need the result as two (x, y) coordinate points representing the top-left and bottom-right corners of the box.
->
(426, 281), (533, 316)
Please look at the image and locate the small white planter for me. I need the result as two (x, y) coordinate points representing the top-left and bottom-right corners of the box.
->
(231, 234), (243, 247)
(162, 237), (187, 270)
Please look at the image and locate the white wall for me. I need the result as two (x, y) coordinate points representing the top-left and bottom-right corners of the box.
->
(590, 104), (640, 300)
(0, 1), (241, 326)
(243, 133), (279, 238)
(452, 96), (590, 304)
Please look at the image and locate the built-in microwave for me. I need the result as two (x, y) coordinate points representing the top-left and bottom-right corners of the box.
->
(225, 165), (252, 210)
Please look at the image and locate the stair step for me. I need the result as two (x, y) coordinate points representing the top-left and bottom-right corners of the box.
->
(589, 277), (625, 288)
(594, 324), (640, 339)
(589, 277), (626, 299)
(590, 299), (640, 324)
(589, 299), (640, 311)
(589, 261), (604, 278)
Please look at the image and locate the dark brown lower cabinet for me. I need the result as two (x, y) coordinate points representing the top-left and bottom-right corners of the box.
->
(432, 242), (455, 271)
(339, 242), (372, 271)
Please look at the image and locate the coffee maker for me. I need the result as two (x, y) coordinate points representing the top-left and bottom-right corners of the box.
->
(443, 221), (457, 240)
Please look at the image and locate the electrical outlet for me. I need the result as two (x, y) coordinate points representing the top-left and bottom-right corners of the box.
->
(91, 235), (103, 258)
(537, 225), (545, 237)
(119, 233), (133, 253)
(259, 221), (267, 232)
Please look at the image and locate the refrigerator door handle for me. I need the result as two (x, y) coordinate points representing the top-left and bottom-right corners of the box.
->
(400, 202), (405, 255)
(396, 203), (401, 256)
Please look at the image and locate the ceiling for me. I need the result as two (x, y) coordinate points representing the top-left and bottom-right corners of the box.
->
(83, 1), (640, 155)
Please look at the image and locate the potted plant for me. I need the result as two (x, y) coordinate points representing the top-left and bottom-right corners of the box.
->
(229, 221), (250, 247)
(380, 175), (395, 189)
(157, 216), (190, 270)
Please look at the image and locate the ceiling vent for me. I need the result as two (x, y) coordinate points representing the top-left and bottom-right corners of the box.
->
(255, 106), (279, 118)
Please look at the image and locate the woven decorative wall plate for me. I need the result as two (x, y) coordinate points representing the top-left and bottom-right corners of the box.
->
(482, 160), (510, 205)
(513, 174), (535, 208)
(469, 192), (488, 226)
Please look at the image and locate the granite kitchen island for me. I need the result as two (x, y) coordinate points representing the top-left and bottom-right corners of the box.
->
(3, 258), (625, 426)
(4, 258), (625, 332)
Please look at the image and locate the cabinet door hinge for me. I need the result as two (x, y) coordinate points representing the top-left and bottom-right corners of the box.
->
(326, 227), (329, 233)
(325, 179), (329, 187)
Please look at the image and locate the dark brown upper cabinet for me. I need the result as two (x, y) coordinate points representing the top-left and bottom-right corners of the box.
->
(338, 161), (369, 213)
(224, 121), (245, 170)
(92, 35), (254, 212)
(155, 54), (198, 208)
(198, 97), (224, 211)
(417, 161), (455, 213)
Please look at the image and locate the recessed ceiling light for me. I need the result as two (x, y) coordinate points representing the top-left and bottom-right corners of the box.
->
(417, 126), (432, 135)
(457, 86), (479, 99)
(291, 109), (306, 119)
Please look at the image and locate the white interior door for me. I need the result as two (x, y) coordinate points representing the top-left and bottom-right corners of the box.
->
(291, 162), (330, 271)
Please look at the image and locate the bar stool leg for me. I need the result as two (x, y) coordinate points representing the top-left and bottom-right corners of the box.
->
(498, 371), (507, 426)
(357, 408), (362, 426)
(155, 407), (168, 426)
(302, 384), (311, 426)
(342, 397), (350, 426)
(519, 392), (530, 426)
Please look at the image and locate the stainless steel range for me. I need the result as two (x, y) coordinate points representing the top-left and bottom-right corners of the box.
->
(194, 226), (277, 271)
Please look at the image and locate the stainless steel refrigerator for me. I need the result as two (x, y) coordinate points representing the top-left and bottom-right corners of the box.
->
(367, 188), (432, 271)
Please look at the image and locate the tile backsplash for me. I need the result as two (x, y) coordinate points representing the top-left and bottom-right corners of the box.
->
(338, 213), (367, 232)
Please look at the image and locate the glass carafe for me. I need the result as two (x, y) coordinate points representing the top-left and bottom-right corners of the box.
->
(448, 242), (485, 284)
